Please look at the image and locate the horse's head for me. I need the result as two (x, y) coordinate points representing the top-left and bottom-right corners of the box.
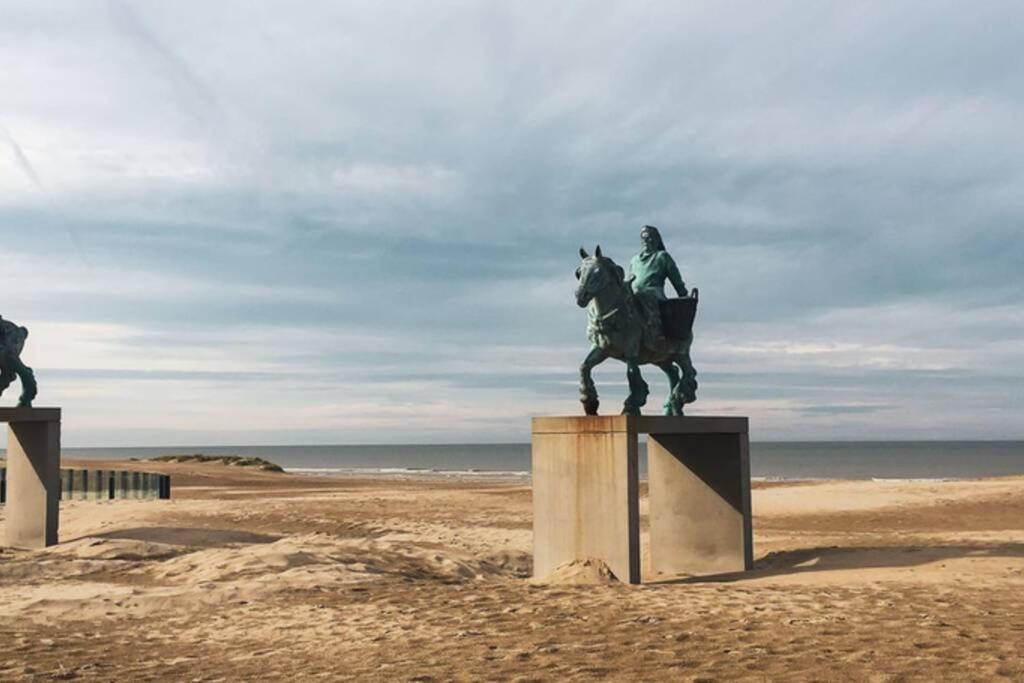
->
(575, 245), (625, 308)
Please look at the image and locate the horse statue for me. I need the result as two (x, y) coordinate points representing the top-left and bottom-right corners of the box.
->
(0, 316), (37, 408)
(575, 245), (698, 416)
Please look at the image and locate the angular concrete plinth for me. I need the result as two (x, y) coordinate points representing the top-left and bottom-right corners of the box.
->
(1, 407), (61, 549)
(532, 415), (752, 584)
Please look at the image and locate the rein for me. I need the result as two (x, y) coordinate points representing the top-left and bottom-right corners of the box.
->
(588, 279), (635, 335)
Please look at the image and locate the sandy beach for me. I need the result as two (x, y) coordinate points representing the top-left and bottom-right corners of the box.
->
(1, 460), (1023, 681)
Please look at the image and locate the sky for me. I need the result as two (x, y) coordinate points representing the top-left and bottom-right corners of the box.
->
(1, 0), (1022, 446)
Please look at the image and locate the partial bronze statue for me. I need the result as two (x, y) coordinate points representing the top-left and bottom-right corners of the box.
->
(575, 226), (697, 416)
(0, 315), (37, 407)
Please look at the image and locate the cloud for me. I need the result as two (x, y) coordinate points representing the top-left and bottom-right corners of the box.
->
(798, 403), (892, 417)
(0, 0), (1021, 444)
(104, 0), (220, 122)
(0, 123), (44, 189)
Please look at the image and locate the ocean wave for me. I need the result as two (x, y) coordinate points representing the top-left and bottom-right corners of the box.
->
(284, 466), (530, 478)
(869, 477), (955, 483)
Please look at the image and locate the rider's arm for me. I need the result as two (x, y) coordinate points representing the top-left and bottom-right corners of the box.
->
(662, 253), (688, 297)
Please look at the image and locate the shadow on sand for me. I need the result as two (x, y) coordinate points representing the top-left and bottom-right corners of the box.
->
(651, 542), (1024, 584)
(89, 526), (282, 548)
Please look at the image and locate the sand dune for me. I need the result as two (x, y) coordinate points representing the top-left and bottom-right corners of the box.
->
(1, 462), (1023, 680)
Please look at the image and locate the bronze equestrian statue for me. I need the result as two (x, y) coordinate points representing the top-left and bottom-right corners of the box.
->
(0, 315), (37, 407)
(575, 226), (697, 416)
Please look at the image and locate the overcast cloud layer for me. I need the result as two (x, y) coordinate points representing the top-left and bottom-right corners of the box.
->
(1, 0), (1022, 445)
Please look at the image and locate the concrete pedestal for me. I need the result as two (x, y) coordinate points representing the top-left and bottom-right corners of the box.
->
(532, 417), (640, 584)
(532, 415), (752, 584)
(1, 408), (61, 549)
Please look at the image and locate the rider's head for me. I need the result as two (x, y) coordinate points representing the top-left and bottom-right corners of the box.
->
(640, 225), (665, 253)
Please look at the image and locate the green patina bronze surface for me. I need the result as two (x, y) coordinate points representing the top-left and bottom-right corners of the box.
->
(630, 229), (687, 299)
(0, 315), (37, 407)
(575, 226), (698, 416)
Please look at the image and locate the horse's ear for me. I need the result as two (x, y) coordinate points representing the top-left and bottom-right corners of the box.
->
(579, 246), (589, 259)
(595, 245), (603, 258)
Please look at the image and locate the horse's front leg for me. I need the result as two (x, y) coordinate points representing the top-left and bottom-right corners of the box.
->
(0, 364), (14, 401)
(622, 359), (649, 416)
(579, 345), (607, 415)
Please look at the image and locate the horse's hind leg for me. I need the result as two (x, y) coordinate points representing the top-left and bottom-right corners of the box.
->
(622, 359), (649, 416)
(670, 336), (697, 411)
(9, 356), (37, 407)
(657, 362), (682, 416)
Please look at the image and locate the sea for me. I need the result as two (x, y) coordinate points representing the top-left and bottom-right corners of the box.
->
(44, 440), (1024, 481)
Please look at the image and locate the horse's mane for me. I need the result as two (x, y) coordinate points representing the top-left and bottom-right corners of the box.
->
(596, 256), (626, 286)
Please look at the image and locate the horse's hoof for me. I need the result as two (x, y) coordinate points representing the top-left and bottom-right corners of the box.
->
(621, 407), (641, 416)
(663, 400), (684, 416)
(582, 399), (600, 416)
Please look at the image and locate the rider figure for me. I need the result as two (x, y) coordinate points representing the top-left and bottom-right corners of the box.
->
(628, 225), (687, 347)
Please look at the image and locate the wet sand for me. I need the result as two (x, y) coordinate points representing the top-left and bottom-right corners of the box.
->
(1, 459), (1023, 681)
